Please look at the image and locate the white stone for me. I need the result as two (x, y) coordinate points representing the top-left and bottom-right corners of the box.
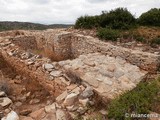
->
(63, 93), (78, 106)
(56, 109), (66, 120)
(45, 103), (56, 113)
(100, 69), (114, 78)
(56, 91), (68, 103)
(114, 68), (124, 78)
(50, 71), (62, 77)
(0, 91), (6, 97)
(83, 60), (95, 67)
(43, 63), (54, 71)
(66, 105), (78, 112)
(96, 74), (105, 82)
(2, 111), (19, 120)
(79, 98), (89, 107)
(71, 87), (81, 94)
(103, 78), (113, 85)
(82, 73), (99, 88)
(0, 97), (12, 107)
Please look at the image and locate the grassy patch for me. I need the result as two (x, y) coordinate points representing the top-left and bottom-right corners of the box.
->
(97, 28), (120, 41)
(150, 37), (160, 45)
(108, 78), (160, 120)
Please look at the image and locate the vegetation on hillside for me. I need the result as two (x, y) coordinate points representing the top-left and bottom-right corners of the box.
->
(75, 7), (160, 30)
(108, 78), (160, 120)
(75, 15), (100, 29)
(75, 7), (136, 30)
(75, 7), (160, 42)
(97, 28), (120, 41)
(138, 8), (160, 27)
(0, 21), (72, 31)
(100, 8), (136, 30)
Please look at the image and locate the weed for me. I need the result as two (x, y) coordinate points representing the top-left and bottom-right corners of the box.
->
(108, 78), (160, 120)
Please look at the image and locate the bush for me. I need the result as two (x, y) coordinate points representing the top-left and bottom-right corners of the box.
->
(97, 28), (120, 41)
(75, 15), (100, 29)
(150, 37), (160, 45)
(138, 8), (160, 27)
(108, 78), (160, 120)
(132, 32), (146, 43)
(75, 7), (136, 30)
(100, 8), (136, 30)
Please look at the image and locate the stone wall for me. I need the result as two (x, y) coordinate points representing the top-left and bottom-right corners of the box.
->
(10, 36), (38, 50)
(4, 30), (159, 72)
(52, 32), (160, 72)
(51, 32), (72, 61)
(0, 30), (25, 37)
(0, 38), (68, 97)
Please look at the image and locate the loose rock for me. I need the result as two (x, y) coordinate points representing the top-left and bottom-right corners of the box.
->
(0, 97), (12, 107)
(63, 93), (78, 106)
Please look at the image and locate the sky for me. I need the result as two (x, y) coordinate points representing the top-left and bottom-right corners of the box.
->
(0, 0), (159, 24)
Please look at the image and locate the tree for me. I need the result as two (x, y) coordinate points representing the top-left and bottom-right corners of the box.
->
(138, 8), (160, 27)
(100, 8), (136, 30)
(75, 15), (100, 29)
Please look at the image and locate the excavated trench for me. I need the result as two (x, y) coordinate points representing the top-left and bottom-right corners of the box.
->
(0, 53), (54, 118)
(0, 32), (71, 119)
(0, 31), (110, 119)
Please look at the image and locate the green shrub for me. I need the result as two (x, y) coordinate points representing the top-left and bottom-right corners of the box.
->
(100, 8), (136, 30)
(132, 33), (146, 43)
(97, 28), (120, 41)
(75, 7), (136, 30)
(75, 15), (100, 29)
(151, 37), (160, 44)
(108, 78), (160, 120)
(138, 8), (160, 27)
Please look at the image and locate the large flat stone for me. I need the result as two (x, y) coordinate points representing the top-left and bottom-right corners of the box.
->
(0, 97), (12, 107)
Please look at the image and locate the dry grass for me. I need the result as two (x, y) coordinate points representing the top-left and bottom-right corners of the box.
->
(135, 26), (160, 41)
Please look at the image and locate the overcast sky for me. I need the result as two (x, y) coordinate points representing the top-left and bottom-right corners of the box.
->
(0, 0), (159, 24)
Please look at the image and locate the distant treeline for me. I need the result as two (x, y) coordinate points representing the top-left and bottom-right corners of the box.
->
(75, 8), (160, 30)
(0, 21), (73, 31)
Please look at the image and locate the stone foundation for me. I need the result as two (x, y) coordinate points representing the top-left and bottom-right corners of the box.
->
(52, 32), (160, 72)
(58, 53), (147, 101)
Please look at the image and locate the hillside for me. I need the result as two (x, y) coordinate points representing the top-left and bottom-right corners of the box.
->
(0, 21), (72, 31)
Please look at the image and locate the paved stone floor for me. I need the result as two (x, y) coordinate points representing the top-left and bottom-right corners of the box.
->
(58, 53), (147, 99)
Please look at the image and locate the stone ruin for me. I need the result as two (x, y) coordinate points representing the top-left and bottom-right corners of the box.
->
(0, 29), (160, 120)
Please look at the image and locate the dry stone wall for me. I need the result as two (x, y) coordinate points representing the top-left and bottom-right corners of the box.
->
(0, 38), (67, 97)
(10, 36), (38, 50)
(1, 30), (159, 72)
(52, 32), (160, 72)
